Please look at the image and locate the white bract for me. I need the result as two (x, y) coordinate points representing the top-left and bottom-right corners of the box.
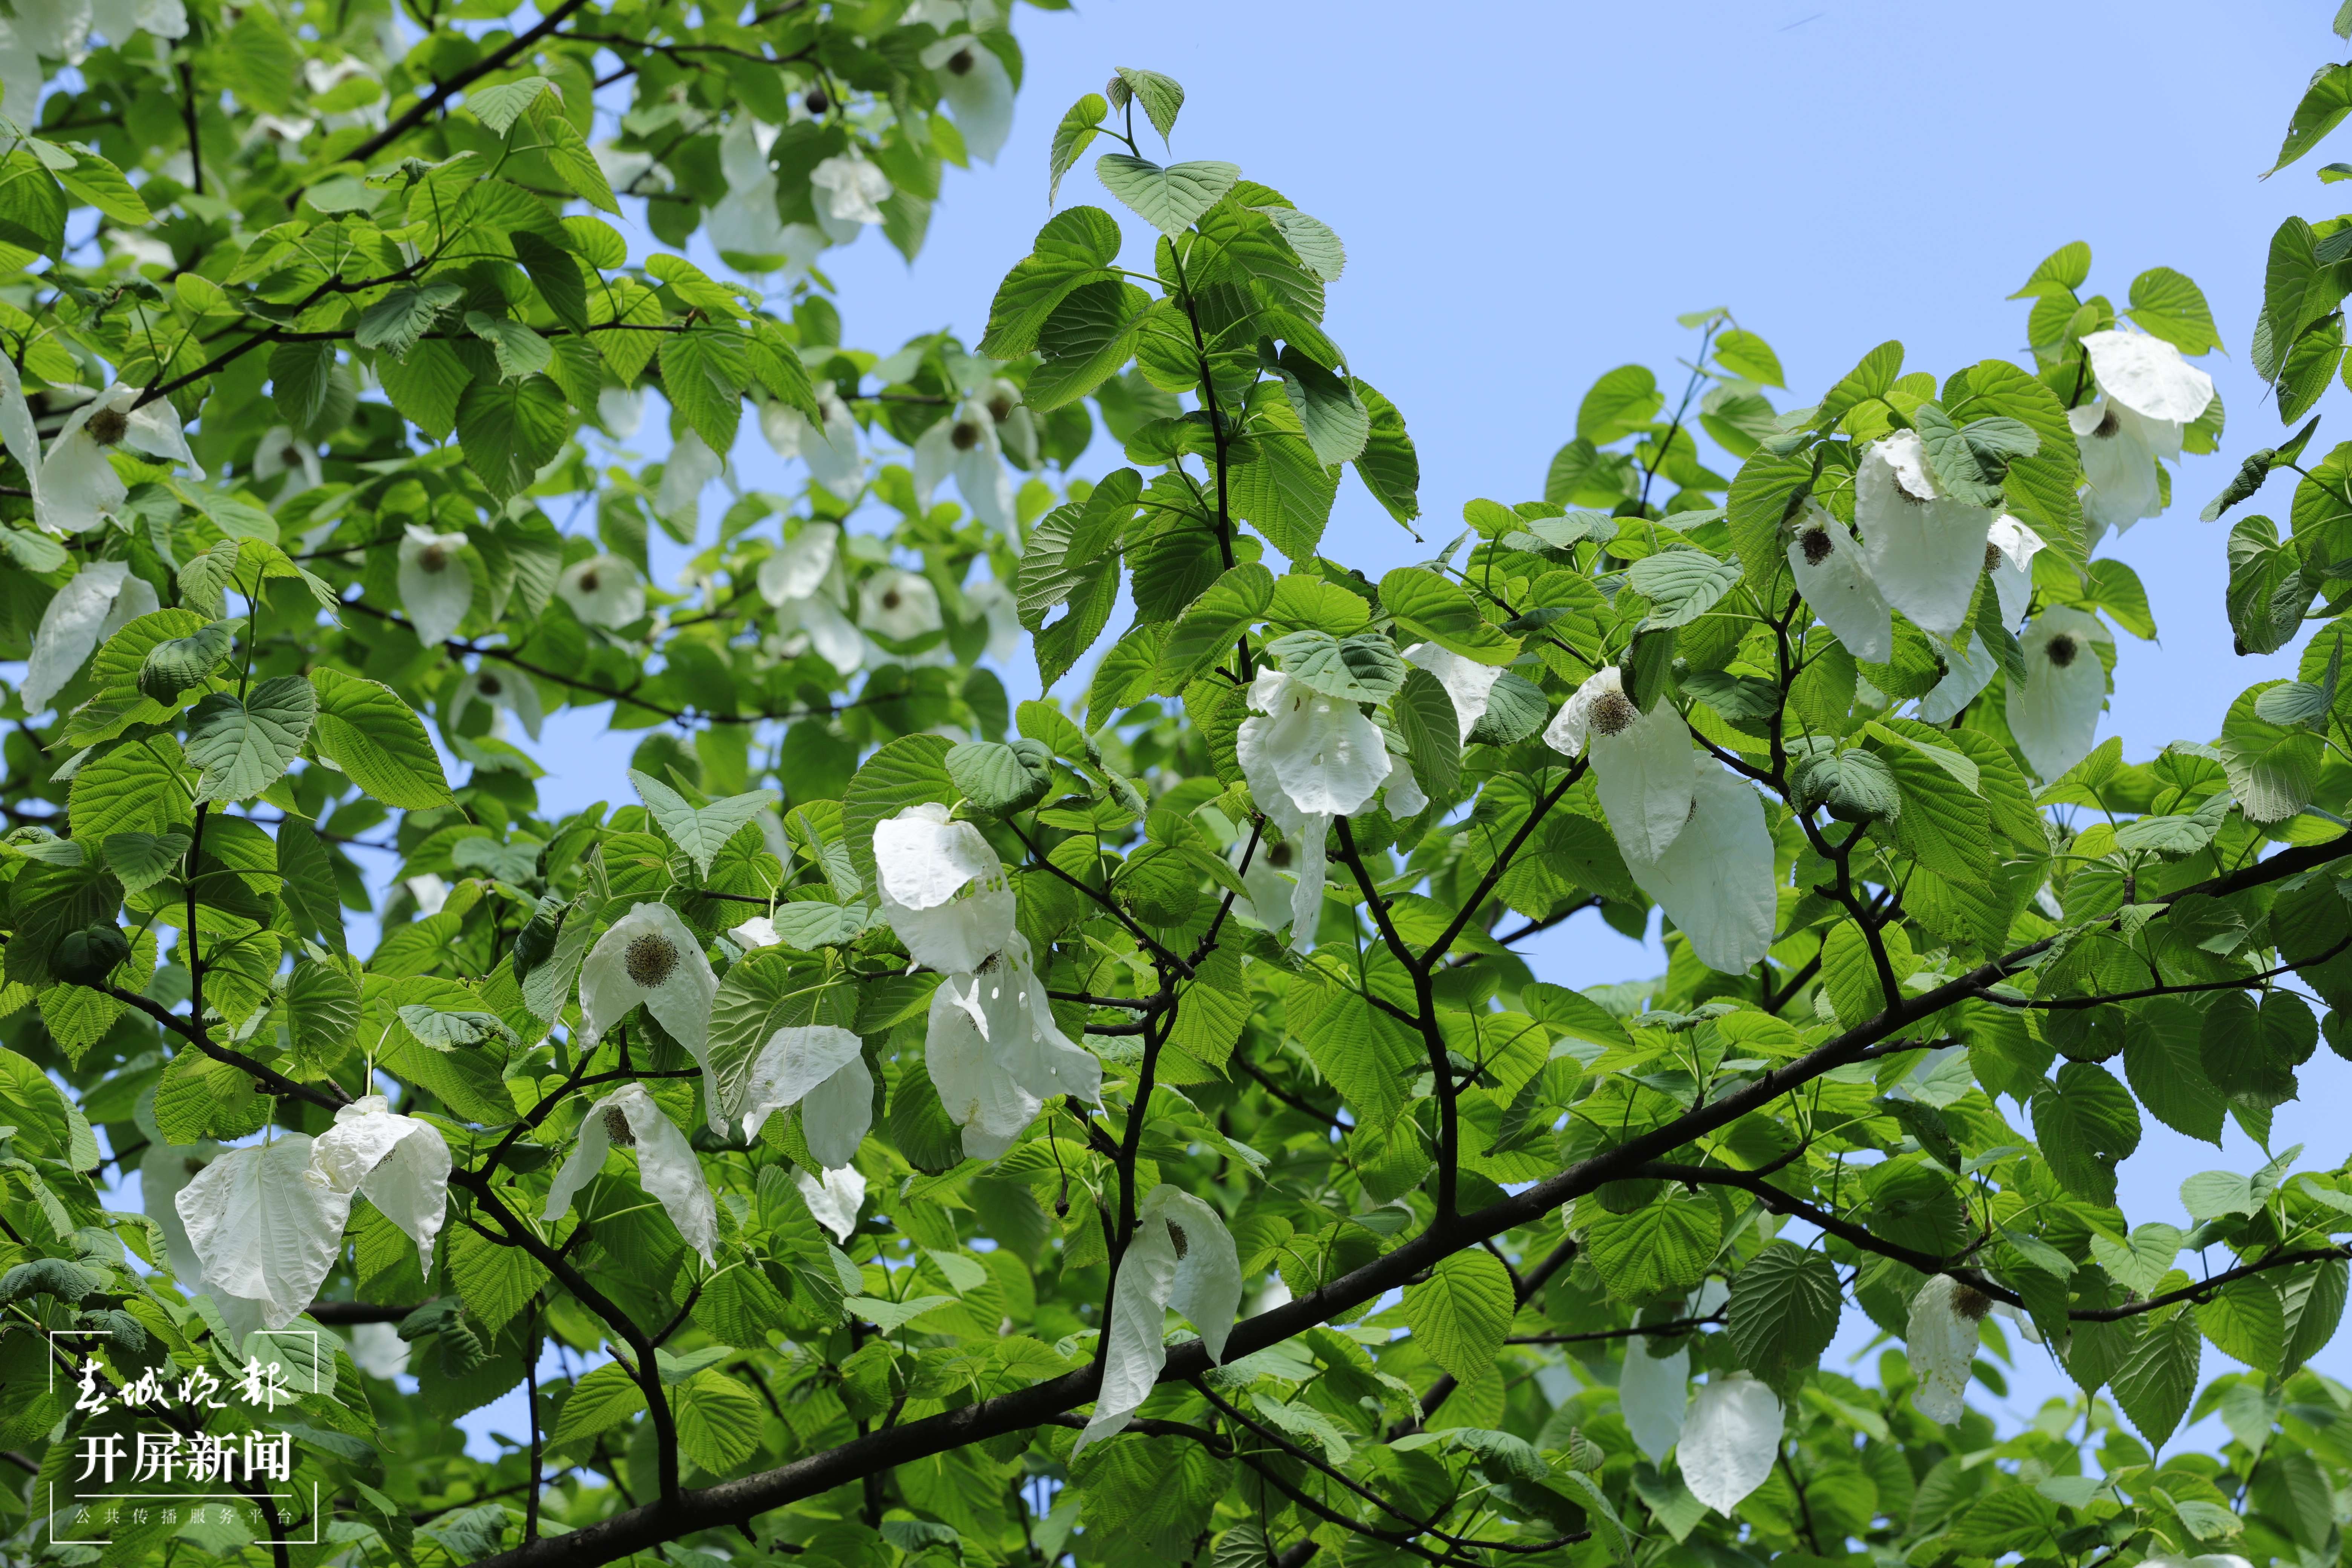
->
(741, 1024), (874, 1170)
(597, 386), (644, 440)
(405, 873), (449, 916)
(176, 1135), (351, 1334)
(874, 802), (1018, 973)
(1856, 429), (1994, 639)
(557, 554), (647, 628)
(0, 20), (38, 128)
(40, 383), (202, 536)
(657, 429), (726, 527)
(926, 933), (1101, 1159)
(139, 1141), (220, 1282)
(1618, 1337), (1690, 1464)
(308, 1095), (451, 1274)
(252, 426), (323, 499)
(759, 523), (865, 675)
(579, 902), (721, 1127)
(1541, 665), (1695, 863)
(707, 117), (823, 278)
(544, 1083), (717, 1267)
(1231, 833), (1299, 937)
(1905, 1272), (1990, 1425)
(860, 568), (944, 643)
(2011, 606), (2112, 782)
(21, 560), (158, 714)
(347, 1322), (410, 1380)
(762, 386), (865, 499)
(1072, 1184), (1241, 1456)
(1404, 642), (1503, 741)
(397, 526), (473, 648)
(1786, 503), (1892, 662)
(758, 522), (839, 605)
(0, 354), (40, 522)
(1624, 765), (1776, 975)
(811, 152), (892, 228)
(2071, 328), (2215, 542)
(796, 1165), (867, 1243)
(727, 914), (780, 950)
(1678, 1372), (1784, 1514)
(1237, 669), (1393, 951)
(1985, 514), (2045, 627)
(449, 665), (544, 741)
(920, 34), (1014, 163)
(95, 0), (188, 41)
(1918, 634), (1999, 726)
(964, 571), (1023, 664)
(914, 397), (1014, 531)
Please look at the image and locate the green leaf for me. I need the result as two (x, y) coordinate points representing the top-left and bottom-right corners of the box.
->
(464, 311), (554, 382)
(1813, 340), (1903, 430)
(1027, 279), (1155, 411)
(945, 739), (1054, 816)
(2270, 62), (2352, 175)
(2226, 515), (2312, 656)
(979, 206), (1122, 359)
(1576, 365), (1662, 444)
(2011, 240), (2091, 298)
(2030, 1062), (2142, 1207)
(395, 1003), (519, 1052)
(455, 376), (570, 501)
(270, 340), (337, 434)
(1093, 154), (1240, 235)
(1400, 1248), (1513, 1384)
(1228, 431), (1339, 562)
(1262, 630), (1404, 704)
(1583, 1196), (1723, 1302)
(1109, 67), (1186, 142)
(658, 328), (748, 455)
(377, 339), (471, 442)
(2111, 1310), (2200, 1446)
(1351, 379), (1421, 527)
(184, 676), (317, 804)
(1625, 548), (1740, 631)
(841, 734), (958, 893)
(2197, 1276), (2286, 1373)
(1725, 1240), (1842, 1391)
(2127, 266), (2222, 355)
(1393, 666), (1461, 805)
(357, 283), (463, 360)
(50, 145), (148, 226)
(1378, 568), (1518, 666)
(509, 230), (590, 334)
(1469, 672), (1548, 746)
(468, 76), (553, 135)
(0, 150), (68, 258)
(1048, 94), (1106, 204)
(526, 93), (617, 213)
(1156, 564), (1274, 692)
(310, 668), (454, 808)
(2219, 681), (2324, 822)
(102, 831), (189, 897)
(628, 770), (780, 877)
(547, 1361), (645, 1452)
(1273, 348), (1369, 465)
(137, 621), (233, 704)
(1713, 329), (1784, 387)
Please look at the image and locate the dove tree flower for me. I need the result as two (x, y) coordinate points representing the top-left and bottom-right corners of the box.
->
(557, 554), (647, 628)
(1541, 665), (1695, 863)
(1072, 1183), (1241, 1455)
(926, 933), (1101, 1158)
(874, 803), (1018, 973)
(1984, 514), (2045, 626)
(176, 1135), (352, 1335)
(2010, 606), (2112, 782)
(1678, 1373), (1784, 1514)
(139, 1141), (220, 1283)
(544, 1084), (717, 1268)
(251, 425), (323, 500)
(1618, 1336), (1691, 1464)
(308, 1095), (451, 1273)
(1905, 1272), (1991, 1425)
(579, 903), (720, 1126)
(914, 397), (1015, 530)
(797, 1165), (867, 1242)
(811, 151), (892, 230)
(2071, 328), (2215, 541)
(1856, 429), (1994, 639)
(397, 525), (473, 648)
(1785, 502), (1892, 662)
(759, 523), (865, 674)
(93, 0), (188, 44)
(1237, 668), (1394, 950)
(40, 383), (202, 535)
(860, 567), (945, 644)
(920, 33), (1014, 162)
(656, 429), (726, 528)
(1919, 635), (2000, 725)
(20, 560), (158, 714)
(448, 664), (544, 741)
(761, 386), (865, 499)
(740, 1024), (874, 1170)
(1404, 642), (1503, 741)
(1623, 765), (1776, 975)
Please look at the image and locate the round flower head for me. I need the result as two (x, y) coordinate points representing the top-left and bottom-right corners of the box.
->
(40, 382), (202, 535)
(1855, 429), (1994, 640)
(796, 1164), (866, 1243)
(542, 1083), (717, 1267)
(758, 522), (841, 607)
(397, 525), (473, 648)
(1623, 765), (1776, 976)
(1541, 665), (1697, 864)
(449, 663), (544, 742)
(919, 34), (1014, 163)
(811, 151), (892, 231)
(177, 1134), (351, 1333)
(913, 397), (1014, 531)
(1906, 1272), (1991, 1426)
(557, 554), (646, 629)
(873, 802), (1017, 973)
(1072, 1183), (1240, 1456)
(1678, 1372), (1784, 1515)
(2011, 606), (2111, 782)
(308, 1094), (451, 1276)
(579, 902), (720, 1125)
(2070, 329), (2215, 542)
(21, 560), (157, 714)
(251, 425), (322, 500)
(1983, 514), (2045, 628)
(1403, 642), (1504, 742)
(656, 428), (725, 529)
(859, 567), (944, 644)
(1785, 502), (1892, 663)
(740, 1023), (874, 1170)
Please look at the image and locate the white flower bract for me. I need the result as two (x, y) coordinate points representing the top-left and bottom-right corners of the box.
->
(40, 383), (201, 536)
(1072, 1184), (1240, 1456)
(925, 934), (1100, 1159)
(796, 1164), (866, 1242)
(2011, 606), (2111, 782)
(1541, 665), (1696, 863)
(1678, 1372), (1784, 1514)
(557, 554), (647, 628)
(741, 1023), (874, 1170)
(397, 525), (473, 648)
(1905, 1273), (1989, 1426)
(874, 802), (1018, 973)
(1918, 634), (1999, 726)
(920, 34), (1013, 163)
(308, 1094), (451, 1274)
(1403, 642), (1503, 741)
(1985, 514), (2045, 627)
(1618, 1336), (1690, 1464)
(578, 902), (721, 1127)
(140, 1141), (220, 1282)
(252, 425), (323, 500)
(23, 560), (156, 714)
(1625, 765), (1776, 975)
(758, 523), (840, 606)
(449, 664), (544, 742)
(1237, 669), (1393, 825)
(657, 429), (726, 527)
(913, 398), (1014, 531)
(543, 1083), (717, 1267)
(1856, 429), (1994, 639)
(811, 152), (892, 228)
(2070, 330), (2214, 542)
(176, 1134), (351, 1333)
(1786, 504), (1893, 663)
(860, 568), (944, 643)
